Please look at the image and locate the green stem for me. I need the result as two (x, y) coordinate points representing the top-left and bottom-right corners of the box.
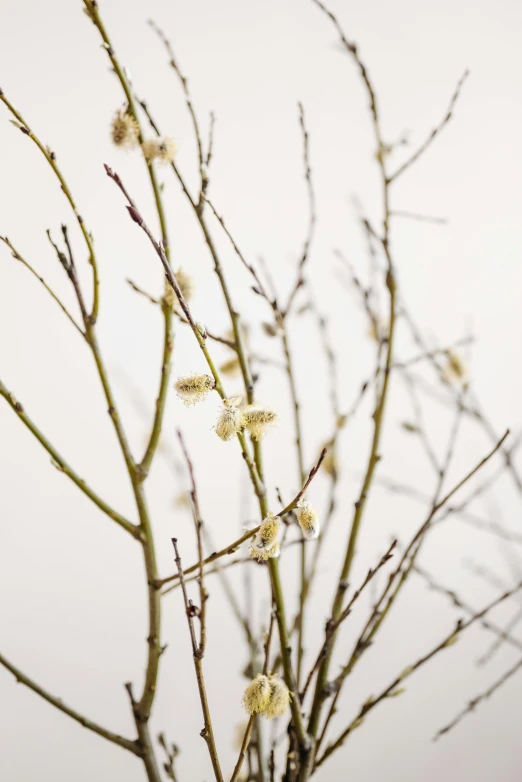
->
(0, 378), (138, 539)
(0, 91), (100, 323)
(0, 652), (140, 755)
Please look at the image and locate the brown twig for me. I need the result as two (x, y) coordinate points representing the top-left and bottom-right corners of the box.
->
(316, 578), (522, 767)
(158, 449), (326, 591)
(171, 538), (223, 781)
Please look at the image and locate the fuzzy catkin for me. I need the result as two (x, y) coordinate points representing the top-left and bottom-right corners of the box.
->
(296, 498), (320, 540)
(164, 268), (194, 308)
(242, 674), (271, 715)
(215, 400), (242, 441)
(142, 136), (177, 165)
(241, 404), (278, 440)
(262, 676), (290, 719)
(111, 110), (139, 149)
(175, 374), (215, 405)
(249, 514), (281, 561)
(219, 356), (241, 377)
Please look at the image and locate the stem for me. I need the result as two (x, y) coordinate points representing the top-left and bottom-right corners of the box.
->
(0, 91), (100, 322)
(0, 378), (138, 539)
(172, 539), (223, 781)
(0, 652), (140, 756)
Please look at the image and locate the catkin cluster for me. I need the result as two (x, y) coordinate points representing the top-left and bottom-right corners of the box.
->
(110, 108), (177, 165)
(242, 674), (290, 719)
(173, 373), (279, 443)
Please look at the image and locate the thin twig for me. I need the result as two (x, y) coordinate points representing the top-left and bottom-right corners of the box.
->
(388, 70), (469, 183)
(0, 652), (139, 755)
(316, 578), (522, 767)
(171, 538), (223, 782)
(159, 449), (326, 590)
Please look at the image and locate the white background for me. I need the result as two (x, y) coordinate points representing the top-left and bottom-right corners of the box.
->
(1, 0), (522, 780)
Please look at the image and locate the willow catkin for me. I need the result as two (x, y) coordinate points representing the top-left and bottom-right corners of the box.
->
(111, 109), (139, 149)
(215, 399), (242, 441)
(296, 498), (320, 540)
(241, 404), (278, 440)
(175, 373), (215, 405)
(261, 676), (290, 719)
(141, 136), (177, 164)
(242, 674), (271, 715)
(164, 267), (194, 308)
(249, 513), (281, 561)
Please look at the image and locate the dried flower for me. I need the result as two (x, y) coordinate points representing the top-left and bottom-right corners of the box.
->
(175, 373), (215, 405)
(249, 513), (281, 561)
(215, 398), (242, 441)
(111, 109), (139, 149)
(261, 676), (290, 719)
(164, 268), (194, 308)
(296, 498), (320, 540)
(241, 404), (278, 440)
(242, 674), (271, 715)
(142, 136), (177, 165)
(220, 356), (241, 377)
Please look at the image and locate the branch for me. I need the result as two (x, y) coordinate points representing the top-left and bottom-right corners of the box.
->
(0, 90), (100, 322)
(388, 70), (469, 183)
(230, 610), (276, 782)
(0, 652), (140, 756)
(158, 448), (327, 591)
(1, 237), (84, 336)
(171, 538), (223, 782)
(316, 579), (522, 767)
(435, 654), (522, 740)
(0, 378), (138, 539)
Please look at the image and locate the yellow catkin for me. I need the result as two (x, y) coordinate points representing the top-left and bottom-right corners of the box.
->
(242, 674), (271, 715)
(175, 374), (215, 405)
(321, 446), (337, 478)
(219, 356), (241, 377)
(249, 514), (281, 561)
(215, 399), (242, 441)
(142, 137), (177, 165)
(260, 676), (290, 719)
(111, 110), (139, 149)
(164, 268), (194, 308)
(241, 404), (278, 440)
(296, 498), (320, 540)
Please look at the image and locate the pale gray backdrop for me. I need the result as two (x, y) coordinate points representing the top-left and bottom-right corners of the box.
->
(1, 0), (522, 780)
